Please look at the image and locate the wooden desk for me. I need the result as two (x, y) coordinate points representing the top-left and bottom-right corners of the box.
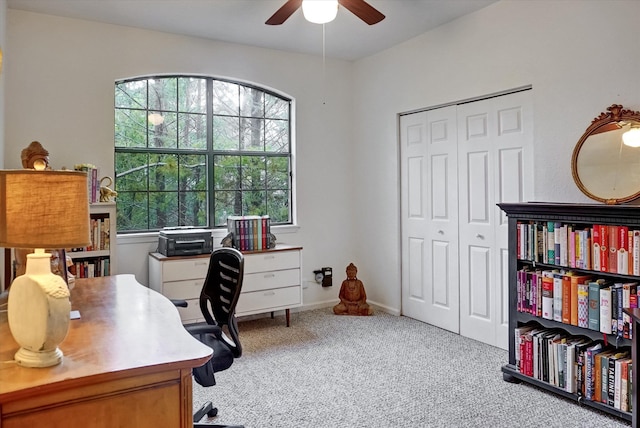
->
(0, 274), (212, 428)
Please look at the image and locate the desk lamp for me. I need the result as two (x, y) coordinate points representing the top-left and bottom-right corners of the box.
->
(0, 168), (90, 367)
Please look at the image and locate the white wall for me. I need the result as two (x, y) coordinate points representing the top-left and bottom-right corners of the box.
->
(351, 0), (640, 311)
(4, 10), (355, 309)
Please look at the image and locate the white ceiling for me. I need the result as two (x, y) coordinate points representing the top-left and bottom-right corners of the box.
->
(6, 0), (497, 61)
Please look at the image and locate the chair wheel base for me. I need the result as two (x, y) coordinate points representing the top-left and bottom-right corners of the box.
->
(194, 401), (217, 423)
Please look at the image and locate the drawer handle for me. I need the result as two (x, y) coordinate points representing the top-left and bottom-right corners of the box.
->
(194, 261), (208, 266)
(264, 291), (276, 296)
(263, 255), (276, 260)
(264, 273), (275, 279)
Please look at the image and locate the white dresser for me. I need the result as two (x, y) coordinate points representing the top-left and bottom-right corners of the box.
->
(148, 245), (302, 326)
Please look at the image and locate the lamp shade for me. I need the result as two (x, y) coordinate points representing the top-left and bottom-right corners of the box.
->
(0, 170), (91, 249)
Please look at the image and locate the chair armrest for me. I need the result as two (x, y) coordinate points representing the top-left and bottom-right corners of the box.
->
(171, 299), (188, 307)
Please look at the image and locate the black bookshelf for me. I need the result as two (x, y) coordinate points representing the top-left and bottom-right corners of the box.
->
(498, 202), (640, 423)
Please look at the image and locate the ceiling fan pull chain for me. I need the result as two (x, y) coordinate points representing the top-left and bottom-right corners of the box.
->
(322, 23), (327, 105)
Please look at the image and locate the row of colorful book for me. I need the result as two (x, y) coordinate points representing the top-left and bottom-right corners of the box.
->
(517, 220), (640, 275)
(69, 216), (111, 252)
(71, 257), (111, 278)
(226, 215), (271, 251)
(515, 325), (632, 412)
(74, 163), (101, 204)
(517, 268), (636, 339)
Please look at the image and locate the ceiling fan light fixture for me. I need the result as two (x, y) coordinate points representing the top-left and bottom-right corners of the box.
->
(623, 127), (640, 147)
(302, 0), (339, 24)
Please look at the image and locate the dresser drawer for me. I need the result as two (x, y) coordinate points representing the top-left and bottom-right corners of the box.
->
(162, 258), (210, 282)
(163, 279), (203, 300)
(237, 285), (301, 314)
(242, 268), (300, 293)
(244, 250), (299, 274)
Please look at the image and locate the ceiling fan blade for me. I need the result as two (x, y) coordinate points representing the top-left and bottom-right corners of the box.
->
(338, 0), (385, 25)
(266, 0), (303, 25)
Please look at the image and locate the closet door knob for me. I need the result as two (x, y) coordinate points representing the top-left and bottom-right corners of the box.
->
(476, 234), (484, 239)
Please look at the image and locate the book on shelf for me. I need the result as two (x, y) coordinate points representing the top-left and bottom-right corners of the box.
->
(74, 163), (100, 204)
(599, 286), (613, 335)
(570, 273), (592, 326)
(588, 280), (609, 332)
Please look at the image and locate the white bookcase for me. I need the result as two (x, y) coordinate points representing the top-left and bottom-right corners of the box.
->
(68, 202), (117, 278)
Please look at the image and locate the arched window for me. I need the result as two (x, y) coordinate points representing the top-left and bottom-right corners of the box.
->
(114, 76), (293, 233)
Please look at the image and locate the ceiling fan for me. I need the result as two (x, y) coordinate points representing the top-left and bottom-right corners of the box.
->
(266, 0), (385, 26)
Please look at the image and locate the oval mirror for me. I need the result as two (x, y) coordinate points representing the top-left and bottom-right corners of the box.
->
(571, 104), (640, 204)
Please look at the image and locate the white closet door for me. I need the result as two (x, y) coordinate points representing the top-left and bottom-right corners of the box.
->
(400, 106), (459, 332)
(457, 90), (533, 349)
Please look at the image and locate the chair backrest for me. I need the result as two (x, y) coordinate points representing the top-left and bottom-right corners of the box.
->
(199, 247), (244, 357)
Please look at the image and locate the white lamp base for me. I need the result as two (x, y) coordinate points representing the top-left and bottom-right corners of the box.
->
(14, 346), (64, 368)
(7, 250), (71, 368)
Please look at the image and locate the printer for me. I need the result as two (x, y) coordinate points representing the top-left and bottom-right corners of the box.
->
(158, 227), (213, 257)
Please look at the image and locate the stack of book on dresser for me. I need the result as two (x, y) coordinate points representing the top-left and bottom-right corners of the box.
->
(227, 215), (271, 251)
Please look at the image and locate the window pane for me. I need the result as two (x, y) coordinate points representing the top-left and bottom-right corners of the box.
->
(240, 117), (264, 151)
(149, 112), (177, 148)
(243, 190), (267, 215)
(265, 94), (288, 119)
(149, 153), (178, 191)
(115, 152), (148, 191)
(178, 113), (206, 149)
(267, 189), (289, 223)
(178, 77), (206, 113)
(240, 87), (264, 118)
(115, 80), (147, 109)
(214, 155), (241, 190)
(212, 81), (239, 116)
(266, 157), (290, 189)
(213, 115), (240, 150)
(214, 190), (241, 226)
(117, 192), (149, 231)
(180, 191), (207, 226)
(179, 154), (207, 192)
(149, 77), (177, 112)
(115, 109), (147, 148)
(265, 119), (289, 152)
(149, 191), (179, 229)
(242, 156), (266, 190)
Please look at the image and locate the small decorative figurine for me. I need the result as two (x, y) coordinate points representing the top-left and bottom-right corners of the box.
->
(333, 263), (373, 316)
(21, 141), (51, 170)
(99, 176), (118, 202)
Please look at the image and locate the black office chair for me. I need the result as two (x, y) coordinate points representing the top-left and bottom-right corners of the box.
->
(174, 247), (245, 428)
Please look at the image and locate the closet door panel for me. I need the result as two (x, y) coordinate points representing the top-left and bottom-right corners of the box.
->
(401, 106), (459, 333)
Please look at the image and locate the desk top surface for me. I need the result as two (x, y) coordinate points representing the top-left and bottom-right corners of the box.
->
(0, 274), (212, 401)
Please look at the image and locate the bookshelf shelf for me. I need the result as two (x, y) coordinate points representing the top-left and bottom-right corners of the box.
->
(499, 202), (640, 422)
(68, 202), (117, 278)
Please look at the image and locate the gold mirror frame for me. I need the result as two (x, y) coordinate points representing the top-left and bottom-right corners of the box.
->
(571, 104), (640, 204)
